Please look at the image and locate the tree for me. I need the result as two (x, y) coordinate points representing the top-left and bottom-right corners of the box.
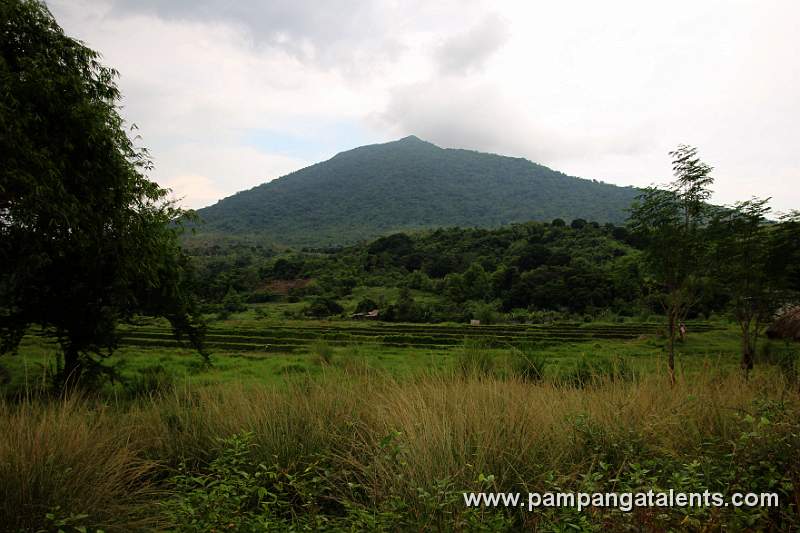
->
(629, 145), (714, 384)
(0, 0), (205, 384)
(570, 218), (587, 230)
(710, 199), (782, 374)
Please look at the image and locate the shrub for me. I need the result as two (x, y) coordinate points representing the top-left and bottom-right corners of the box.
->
(468, 301), (499, 325)
(161, 432), (331, 532)
(355, 297), (379, 314)
(304, 297), (343, 318)
(222, 289), (247, 313)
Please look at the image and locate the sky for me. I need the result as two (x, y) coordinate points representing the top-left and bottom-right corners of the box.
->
(48, 0), (799, 213)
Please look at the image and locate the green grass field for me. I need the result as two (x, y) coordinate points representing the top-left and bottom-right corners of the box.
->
(0, 315), (757, 396)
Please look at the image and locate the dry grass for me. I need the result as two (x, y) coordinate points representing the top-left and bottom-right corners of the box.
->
(0, 397), (160, 532)
(1, 368), (797, 530)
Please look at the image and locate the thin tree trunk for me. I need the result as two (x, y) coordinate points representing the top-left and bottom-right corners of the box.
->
(741, 326), (754, 377)
(667, 309), (676, 386)
(62, 345), (81, 389)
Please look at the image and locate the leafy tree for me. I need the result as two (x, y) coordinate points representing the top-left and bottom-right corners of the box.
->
(712, 202), (798, 373)
(222, 289), (247, 314)
(770, 211), (800, 294)
(269, 257), (304, 279)
(0, 0), (205, 383)
(354, 298), (378, 314)
(629, 145), (714, 384)
(304, 297), (343, 318)
(570, 218), (587, 230)
(383, 287), (429, 322)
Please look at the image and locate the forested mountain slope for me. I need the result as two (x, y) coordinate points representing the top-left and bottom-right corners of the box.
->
(194, 136), (640, 246)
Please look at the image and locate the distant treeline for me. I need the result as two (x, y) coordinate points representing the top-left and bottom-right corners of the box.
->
(186, 218), (750, 322)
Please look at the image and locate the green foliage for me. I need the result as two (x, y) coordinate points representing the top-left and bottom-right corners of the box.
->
(711, 199), (795, 371)
(222, 289), (248, 313)
(0, 0), (205, 382)
(304, 298), (343, 318)
(629, 145), (716, 377)
(354, 297), (378, 313)
(468, 301), (500, 325)
(162, 432), (332, 532)
(41, 506), (103, 533)
(383, 287), (430, 322)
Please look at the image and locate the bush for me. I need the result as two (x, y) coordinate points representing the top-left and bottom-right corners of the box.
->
(222, 289), (247, 313)
(468, 301), (499, 325)
(162, 432), (331, 532)
(383, 289), (429, 322)
(354, 297), (379, 314)
(304, 297), (343, 318)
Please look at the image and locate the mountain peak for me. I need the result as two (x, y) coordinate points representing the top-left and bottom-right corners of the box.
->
(194, 138), (640, 246)
(394, 135), (436, 147)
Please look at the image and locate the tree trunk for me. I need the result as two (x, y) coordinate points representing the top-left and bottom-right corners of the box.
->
(667, 310), (676, 386)
(741, 327), (754, 378)
(62, 345), (81, 388)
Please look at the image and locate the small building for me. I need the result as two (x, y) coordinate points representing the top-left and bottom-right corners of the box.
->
(470, 319), (481, 326)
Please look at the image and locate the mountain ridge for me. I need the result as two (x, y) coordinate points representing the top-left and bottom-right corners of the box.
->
(193, 137), (640, 246)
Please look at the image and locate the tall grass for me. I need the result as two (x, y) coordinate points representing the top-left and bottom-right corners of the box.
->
(1, 368), (798, 530)
(456, 338), (495, 378)
(509, 344), (548, 382)
(0, 397), (160, 531)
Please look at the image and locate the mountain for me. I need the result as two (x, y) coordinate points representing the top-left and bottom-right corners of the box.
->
(192, 136), (640, 247)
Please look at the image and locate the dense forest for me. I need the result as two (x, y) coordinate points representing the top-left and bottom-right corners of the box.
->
(186, 216), (769, 324)
(192, 136), (641, 246)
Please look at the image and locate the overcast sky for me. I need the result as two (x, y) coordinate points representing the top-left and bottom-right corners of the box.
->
(49, 0), (799, 213)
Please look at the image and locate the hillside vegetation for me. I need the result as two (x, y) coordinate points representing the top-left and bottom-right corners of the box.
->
(189, 221), (653, 323)
(193, 136), (640, 246)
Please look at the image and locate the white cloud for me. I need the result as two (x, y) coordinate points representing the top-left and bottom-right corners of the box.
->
(434, 14), (510, 75)
(46, 0), (800, 212)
